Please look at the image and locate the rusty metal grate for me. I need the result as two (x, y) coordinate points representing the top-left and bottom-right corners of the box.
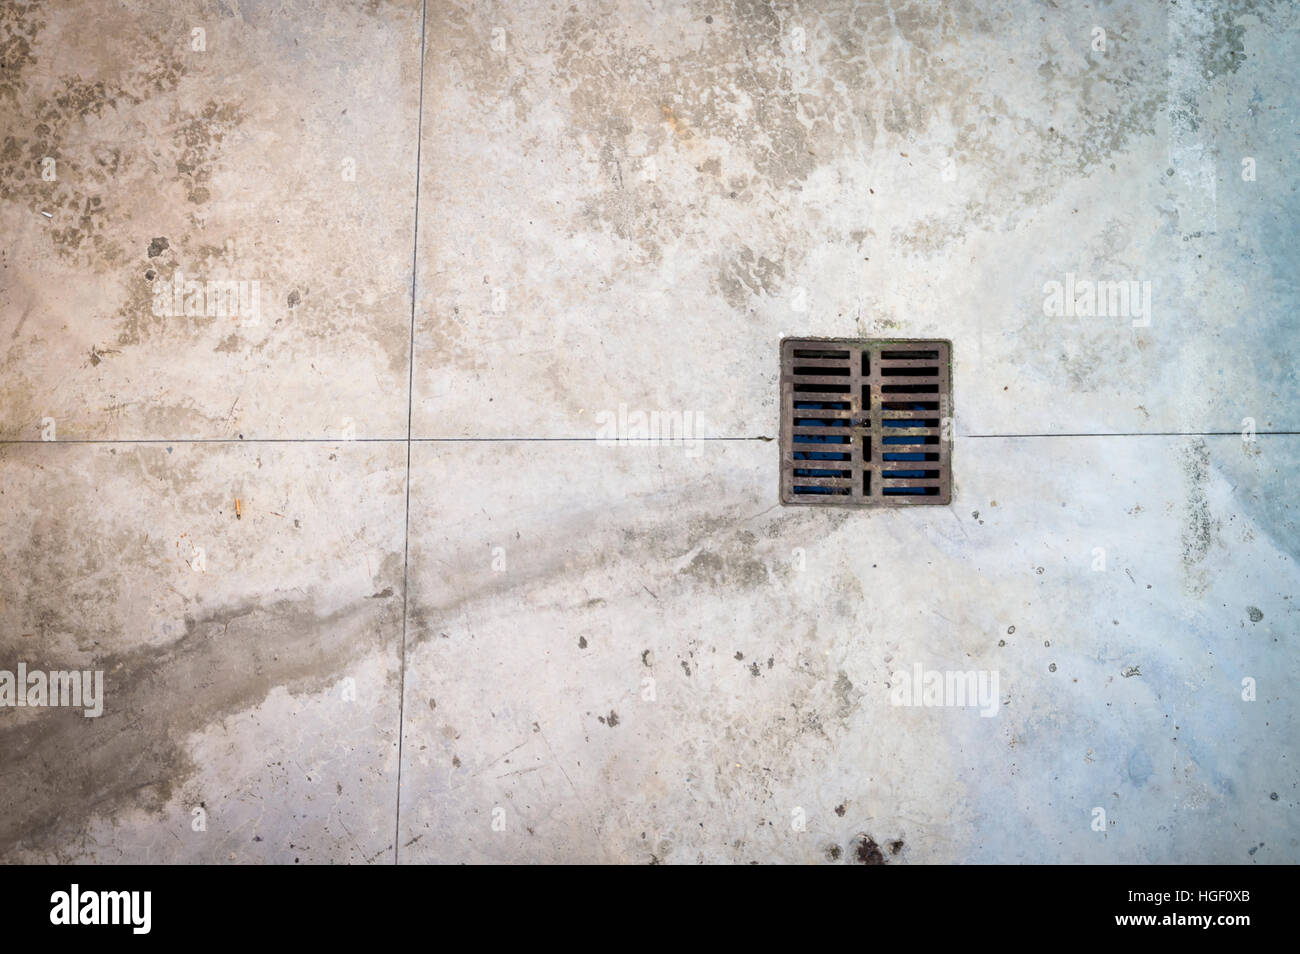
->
(780, 338), (951, 506)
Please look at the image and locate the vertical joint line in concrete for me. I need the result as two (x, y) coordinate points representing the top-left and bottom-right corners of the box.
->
(395, 0), (428, 866)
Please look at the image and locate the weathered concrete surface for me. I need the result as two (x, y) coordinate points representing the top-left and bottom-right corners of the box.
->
(0, 441), (406, 862)
(414, 0), (1300, 438)
(0, 0), (421, 440)
(398, 438), (1296, 863)
(1, 0), (1297, 863)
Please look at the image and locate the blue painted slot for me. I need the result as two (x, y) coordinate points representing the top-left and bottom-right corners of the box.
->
(882, 402), (938, 495)
(792, 401), (850, 494)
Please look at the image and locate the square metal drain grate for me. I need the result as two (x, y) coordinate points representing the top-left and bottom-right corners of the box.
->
(780, 338), (951, 506)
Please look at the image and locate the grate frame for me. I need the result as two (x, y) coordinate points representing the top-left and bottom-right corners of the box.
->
(780, 337), (952, 507)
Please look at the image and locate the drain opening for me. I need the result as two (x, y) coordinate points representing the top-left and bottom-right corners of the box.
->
(881, 349), (937, 359)
(793, 348), (850, 359)
(791, 400), (854, 495)
(780, 338), (951, 507)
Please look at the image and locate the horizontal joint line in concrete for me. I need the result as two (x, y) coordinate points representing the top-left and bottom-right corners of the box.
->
(0, 436), (779, 445)
(966, 431), (1300, 438)
(4, 433), (1299, 445)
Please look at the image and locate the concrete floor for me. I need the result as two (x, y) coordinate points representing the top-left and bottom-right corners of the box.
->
(0, 0), (1296, 863)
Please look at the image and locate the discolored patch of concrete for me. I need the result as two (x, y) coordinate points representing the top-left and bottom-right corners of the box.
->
(0, 0), (423, 440)
(1180, 439), (1220, 595)
(397, 438), (1298, 862)
(853, 834), (886, 865)
(0, 441), (406, 862)
(412, 0), (1300, 439)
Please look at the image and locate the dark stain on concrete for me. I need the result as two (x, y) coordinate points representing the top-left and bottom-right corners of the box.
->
(0, 9), (188, 268)
(681, 546), (769, 589)
(173, 101), (244, 205)
(1180, 440), (1220, 594)
(0, 594), (396, 858)
(853, 833), (885, 865)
